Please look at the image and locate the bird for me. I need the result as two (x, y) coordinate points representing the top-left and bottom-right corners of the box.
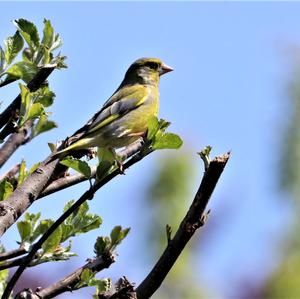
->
(51, 57), (173, 165)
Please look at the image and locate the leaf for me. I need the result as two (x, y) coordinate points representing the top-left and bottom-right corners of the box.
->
(77, 268), (95, 288)
(42, 19), (54, 49)
(5, 61), (38, 83)
(27, 103), (44, 121)
(51, 34), (63, 51)
(96, 161), (114, 181)
(4, 31), (24, 65)
(17, 159), (26, 186)
(93, 278), (112, 297)
(158, 118), (171, 132)
(48, 142), (57, 153)
(60, 157), (91, 179)
(19, 84), (45, 126)
(94, 236), (110, 256)
(147, 116), (159, 140)
(32, 86), (55, 107)
(14, 19), (40, 49)
(0, 181), (14, 201)
(29, 162), (40, 174)
(61, 201), (102, 242)
(110, 226), (130, 249)
(97, 148), (115, 163)
(32, 114), (57, 137)
(19, 83), (31, 125)
(0, 47), (5, 72)
(17, 220), (32, 242)
(42, 222), (62, 253)
(31, 219), (52, 242)
(153, 133), (183, 150)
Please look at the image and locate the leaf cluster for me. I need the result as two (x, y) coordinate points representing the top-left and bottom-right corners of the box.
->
(0, 19), (66, 87)
(16, 200), (101, 266)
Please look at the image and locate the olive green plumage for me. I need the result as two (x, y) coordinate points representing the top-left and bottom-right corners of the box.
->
(53, 57), (173, 158)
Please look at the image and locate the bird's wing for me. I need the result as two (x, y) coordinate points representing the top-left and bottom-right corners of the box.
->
(72, 85), (148, 140)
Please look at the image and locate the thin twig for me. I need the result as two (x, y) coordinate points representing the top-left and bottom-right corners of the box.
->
(22, 253), (115, 298)
(0, 246), (26, 262)
(2, 146), (153, 299)
(135, 152), (230, 299)
(39, 141), (143, 199)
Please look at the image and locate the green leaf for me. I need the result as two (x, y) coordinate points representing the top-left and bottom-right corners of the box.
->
(147, 116), (159, 140)
(93, 278), (112, 297)
(96, 161), (114, 181)
(153, 133), (183, 150)
(32, 86), (55, 107)
(27, 103), (44, 121)
(19, 83), (31, 125)
(48, 142), (57, 153)
(29, 162), (40, 174)
(97, 148), (115, 163)
(14, 19), (40, 49)
(25, 212), (41, 228)
(110, 226), (130, 249)
(17, 220), (32, 242)
(31, 219), (52, 242)
(76, 268), (95, 288)
(0, 181), (14, 201)
(4, 31), (24, 65)
(5, 61), (38, 83)
(32, 114), (57, 137)
(94, 236), (110, 256)
(17, 160), (26, 186)
(61, 201), (102, 242)
(51, 34), (63, 51)
(0, 47), (5, 73)
(42, 222), (62, 253)
(42, 19), (54, 49)
(19, 84), (46, 126)
(60, 157), (92, 178)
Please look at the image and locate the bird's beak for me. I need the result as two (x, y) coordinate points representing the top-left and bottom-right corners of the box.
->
(159, 63), (174, 76)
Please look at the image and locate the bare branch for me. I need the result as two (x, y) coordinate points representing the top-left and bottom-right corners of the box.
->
(2, 145), (153, 299)
(104, 277), (137, 299)
(39, 141), (143, 199)
(0, 67), (54, 134)
(135, 152), (230, 299)
(39, 166), (97, 199)
(0, 246), (26, 262)
(0, 163), (21, 182)
(0, 121), (32, 169)
(36, 253), (114, 298)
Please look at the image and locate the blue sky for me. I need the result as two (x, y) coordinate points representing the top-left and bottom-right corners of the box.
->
(0, 2), (299, 298)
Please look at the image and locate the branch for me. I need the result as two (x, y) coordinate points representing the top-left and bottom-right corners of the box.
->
(38, 166), (97, 199)
(0, 141), (144, 237)
(39, 141), (143, 199)
(16, 252), (115, 299)
(0, 246), (26, 262)
(2, 146), (153, 299)
(0, 121), (32, 168)
(0, 67), (54, 133)
(0, 163), (21, 182)
(135, 151), (230, 299)
(0, 158), (60, 237)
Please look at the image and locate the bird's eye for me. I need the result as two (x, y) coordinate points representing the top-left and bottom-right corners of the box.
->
(146, 62), (159, 70)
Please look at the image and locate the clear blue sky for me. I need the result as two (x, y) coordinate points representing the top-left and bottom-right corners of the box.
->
(0, 2), (299, 298)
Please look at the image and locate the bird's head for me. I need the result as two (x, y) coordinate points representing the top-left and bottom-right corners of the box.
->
(123, 57), (173, 86)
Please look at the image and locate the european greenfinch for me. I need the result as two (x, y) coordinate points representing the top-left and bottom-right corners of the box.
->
(52, 57), (173, 161)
